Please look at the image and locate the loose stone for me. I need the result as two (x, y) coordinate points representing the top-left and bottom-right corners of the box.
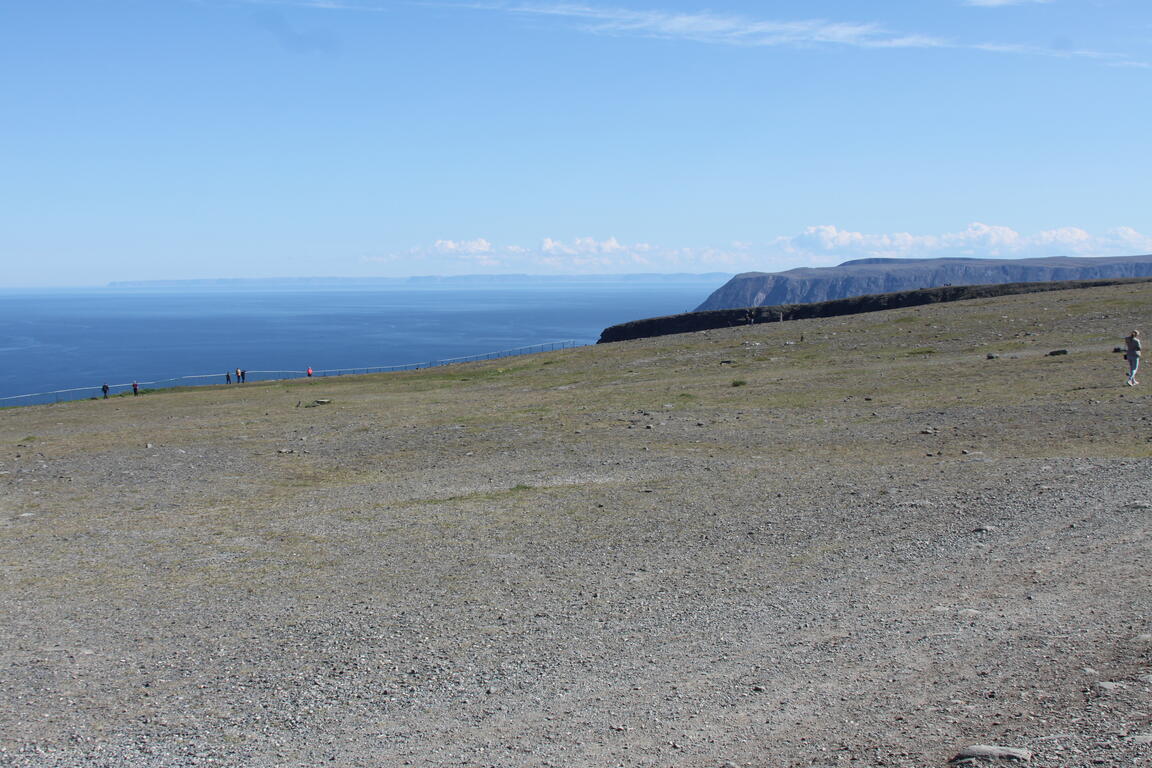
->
(949, 744), (1033, 762)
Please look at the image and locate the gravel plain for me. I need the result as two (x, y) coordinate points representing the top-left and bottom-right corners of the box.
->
(1, 282), (1149, 767)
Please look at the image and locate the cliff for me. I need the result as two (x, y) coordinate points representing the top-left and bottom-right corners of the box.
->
(598, 277), (1152, 344)
(696, 254), (1152, 310)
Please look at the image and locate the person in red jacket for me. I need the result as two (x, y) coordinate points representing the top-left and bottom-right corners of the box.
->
(307, 367), (313, 377)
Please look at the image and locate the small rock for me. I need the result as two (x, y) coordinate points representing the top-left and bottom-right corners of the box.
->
(1046, 349), (1068, 356)
(986, 353), (1001, 359)
(972, 525), (997, 534)
(277, 449), (295, 454)
(950, 744), (1032, 762)
(1094, 681), (1125, 693)
(146, 443), (154, 449)
(1130, 734), (1152, 745)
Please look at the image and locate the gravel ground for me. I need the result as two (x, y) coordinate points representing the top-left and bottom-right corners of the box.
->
(1, 283), (1149, 767)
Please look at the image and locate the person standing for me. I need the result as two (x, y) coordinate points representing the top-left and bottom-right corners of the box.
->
(1125, 330), (1141, 386)
(132, 381), (139, 396)
(226, 371), (231, 384)
(101, 383), (110, 399)
(240, 369), (247, 383)
(236, 367), (242, 383)
(306, 366), (313, 378)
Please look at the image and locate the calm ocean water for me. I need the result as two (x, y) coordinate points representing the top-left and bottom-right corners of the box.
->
(0, 278), (728, 405)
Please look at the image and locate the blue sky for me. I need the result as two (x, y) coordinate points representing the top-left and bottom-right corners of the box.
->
(2, 0), (1150, 286)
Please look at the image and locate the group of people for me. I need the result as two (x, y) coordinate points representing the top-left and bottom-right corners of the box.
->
(101, 381), (140, 398)
(94, 335), (1140, 400)
(100, 365), (318, 397)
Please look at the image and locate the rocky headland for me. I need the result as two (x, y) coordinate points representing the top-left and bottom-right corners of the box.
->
(696, 255), (1152, 311)
(599, 277), (1152, 344)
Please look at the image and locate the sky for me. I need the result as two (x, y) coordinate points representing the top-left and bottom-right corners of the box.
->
(2, 0), (1151, 286)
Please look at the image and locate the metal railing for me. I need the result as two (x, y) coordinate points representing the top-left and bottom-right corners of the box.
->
(0, 340), (583, 407)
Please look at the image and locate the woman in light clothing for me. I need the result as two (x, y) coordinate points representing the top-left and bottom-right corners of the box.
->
(1125, 330), (1141, 386)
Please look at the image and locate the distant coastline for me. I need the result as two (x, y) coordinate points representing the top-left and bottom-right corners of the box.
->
(106, 273), (734, 290)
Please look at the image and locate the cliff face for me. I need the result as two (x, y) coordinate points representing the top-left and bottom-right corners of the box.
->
(696, 255), (1152, 310)
(598, 277), (1152, 344)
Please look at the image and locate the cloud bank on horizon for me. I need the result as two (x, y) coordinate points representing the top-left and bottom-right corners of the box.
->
(371, 223), (1152, 275)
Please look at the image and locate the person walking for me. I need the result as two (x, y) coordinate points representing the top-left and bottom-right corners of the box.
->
(1125, 330), (1141, 386)
(101, 383), (110, 399)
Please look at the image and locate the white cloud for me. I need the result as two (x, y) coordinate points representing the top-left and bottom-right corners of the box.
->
(371, 224), (1151, 275)
(433, 237), (494, 254)
(541, 236), (632, 255)
(964, 0), (1051, 7)
(464, 2), (1147, 66)
(235, 0), (385, 10)
(429, 238), (504, 266)
(223, 1), (1145, 67)
(477, 3), (945, 49)
(770, 222), (1152, 263)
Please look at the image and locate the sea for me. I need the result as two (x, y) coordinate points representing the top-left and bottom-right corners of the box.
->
(0, 276), (731, 406)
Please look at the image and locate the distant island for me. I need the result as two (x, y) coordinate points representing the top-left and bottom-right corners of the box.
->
(108, 273), (734, 289)
(697, 254), (1152, 310)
